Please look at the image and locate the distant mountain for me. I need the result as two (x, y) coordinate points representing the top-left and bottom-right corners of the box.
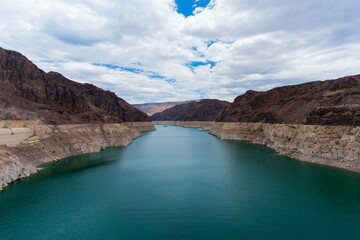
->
(133, 100), (195, 116)
(0, 47), (150, 124)
(151, 99), (231, 121)
(217, 74), (360, 126)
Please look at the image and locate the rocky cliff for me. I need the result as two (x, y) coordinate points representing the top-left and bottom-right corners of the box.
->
(217, 75), (360, 126)
(151, 99), (230, 121)
(0, 47), (150, 124)
(0, 122), (155, 190)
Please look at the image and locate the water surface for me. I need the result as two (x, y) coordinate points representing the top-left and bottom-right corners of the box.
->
(1, 125), (360, 239)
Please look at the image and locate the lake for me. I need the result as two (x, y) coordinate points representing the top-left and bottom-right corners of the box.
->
(0, 124), (360, 239)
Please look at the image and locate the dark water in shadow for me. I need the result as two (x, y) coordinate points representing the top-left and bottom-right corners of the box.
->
(0, 125), (360, 240)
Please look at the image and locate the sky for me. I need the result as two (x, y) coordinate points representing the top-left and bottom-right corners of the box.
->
(1, 0), (360, 104)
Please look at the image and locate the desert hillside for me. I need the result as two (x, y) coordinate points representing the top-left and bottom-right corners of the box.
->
(151, 99), (230, 121)
(0, 47), (150, 124)
(133, 100), (194, 116)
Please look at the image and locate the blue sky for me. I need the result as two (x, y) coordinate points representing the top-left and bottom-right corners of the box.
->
(175, 0), (211, 17)
(1, 0), (360, 104)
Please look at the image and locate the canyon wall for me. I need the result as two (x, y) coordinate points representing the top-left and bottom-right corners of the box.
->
(154, 121), (360, 172)
(0, 122), (155, 190)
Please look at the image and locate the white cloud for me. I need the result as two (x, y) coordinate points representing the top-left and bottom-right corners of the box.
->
(0, 0), (360, 104)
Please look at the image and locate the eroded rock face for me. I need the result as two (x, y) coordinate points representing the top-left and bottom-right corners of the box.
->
(217, 75), (360, 126)
(0, 152), (37, 191)
(151, 99), (230, 121)
(210, 122), (360, 172)
(0, 47), (150, 124)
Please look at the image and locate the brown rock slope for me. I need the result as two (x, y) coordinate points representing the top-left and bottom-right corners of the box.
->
(217, 75), (360, 126)
(133, 100), (193, 116)
(151, 99), (230, 121)
(0, 47), (150, 124)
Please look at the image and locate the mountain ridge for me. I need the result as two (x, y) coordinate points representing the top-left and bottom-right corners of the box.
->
(217, 74), (360, 126)
(133, 100), (196, 116)
(0, 47), (150, 124)
(151, 99), (230, 121)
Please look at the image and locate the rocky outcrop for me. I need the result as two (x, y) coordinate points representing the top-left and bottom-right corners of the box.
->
(0, 152), (37, 191)
(154, 121), (360, 173)
(151, 99), (230, 121)
(217, 75), (360, 126)
(0, 47), (150, 124)
(0, 122), (156, 190)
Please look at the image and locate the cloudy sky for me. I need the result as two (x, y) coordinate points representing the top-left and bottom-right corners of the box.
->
(1, 0), (360, 104)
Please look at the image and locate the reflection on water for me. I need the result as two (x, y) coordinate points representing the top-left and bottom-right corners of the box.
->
(40, 147), (126, 174)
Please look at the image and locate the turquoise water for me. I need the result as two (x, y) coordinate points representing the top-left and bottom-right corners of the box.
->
(0, 124), (360, 240)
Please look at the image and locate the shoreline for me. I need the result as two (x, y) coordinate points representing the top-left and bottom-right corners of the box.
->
(0, 122), (156, 191)
(153, 121), (360, 173)
(2, 120), (359, 191)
